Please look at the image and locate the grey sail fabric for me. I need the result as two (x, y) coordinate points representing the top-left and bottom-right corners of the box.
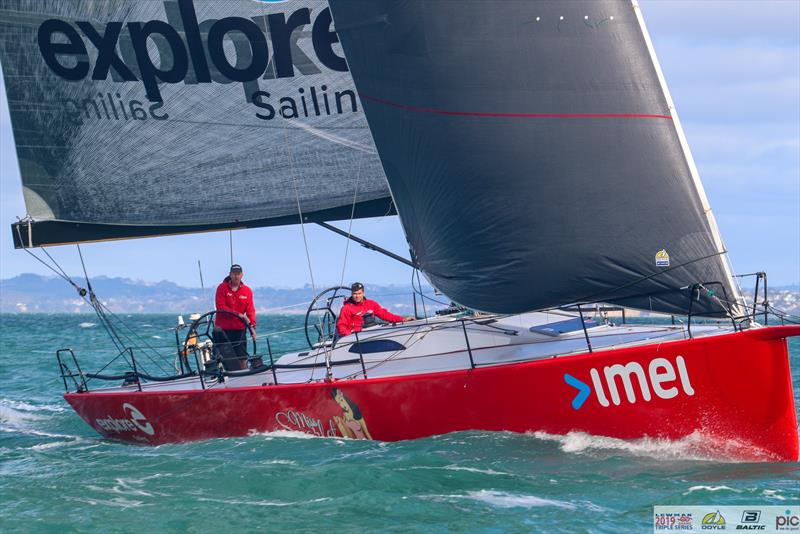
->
(0, 0), (391, 247)
(329, 0), (743, 316)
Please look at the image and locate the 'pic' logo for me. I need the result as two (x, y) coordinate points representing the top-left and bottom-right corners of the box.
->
(776, 509), (800, 531)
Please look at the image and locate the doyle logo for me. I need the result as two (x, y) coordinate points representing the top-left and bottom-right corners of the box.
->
(95, 403), (155, 435)
(37, 0), (346, 103)
(564, 355), (694, 409)
(656, 249), (670, 267)
(701, 510), (726, 530)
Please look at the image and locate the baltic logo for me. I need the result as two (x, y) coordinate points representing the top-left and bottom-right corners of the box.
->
(95, 403), (155, 435)
(701, 510), (726, 530)
(736, 510), (764, 530)
(564, 355), (694, 410)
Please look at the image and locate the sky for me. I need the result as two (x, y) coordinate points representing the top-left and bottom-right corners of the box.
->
(0, 0), (798, 291)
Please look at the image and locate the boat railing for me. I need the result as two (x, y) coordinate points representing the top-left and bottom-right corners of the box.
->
(59, 289), (782, 393)
(733, 271), (770, 326)
(56, 349), (87, 393)
(686, 281), (739, 338)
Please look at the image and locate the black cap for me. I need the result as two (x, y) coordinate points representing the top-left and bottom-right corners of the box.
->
(230, 264), (243, 272)
(351, 282), (364, 292)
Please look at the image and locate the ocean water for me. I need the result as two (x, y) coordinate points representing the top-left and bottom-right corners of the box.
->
(0, 313), (797, 533)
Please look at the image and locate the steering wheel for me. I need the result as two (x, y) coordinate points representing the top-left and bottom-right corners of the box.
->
(304, 286), (349, 348)
(184, 310), (257, 372)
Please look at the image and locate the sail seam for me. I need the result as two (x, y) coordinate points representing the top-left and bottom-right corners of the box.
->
(359, 93), (673, 120)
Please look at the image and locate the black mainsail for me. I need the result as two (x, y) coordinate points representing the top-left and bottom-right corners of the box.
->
(329, 0), (743, 316)
(0, 0), (391, 247)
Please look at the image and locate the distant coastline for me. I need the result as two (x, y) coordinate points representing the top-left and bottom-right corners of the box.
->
(0, 273), (797, 315)
(0, 274), (434, 314)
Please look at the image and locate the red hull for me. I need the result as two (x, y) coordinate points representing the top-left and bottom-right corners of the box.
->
(66, 326), (800, 461)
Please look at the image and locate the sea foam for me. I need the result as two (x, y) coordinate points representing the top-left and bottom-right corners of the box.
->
(530, 431), (778, 463)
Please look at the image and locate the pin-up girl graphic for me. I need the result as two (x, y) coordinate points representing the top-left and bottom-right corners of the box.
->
(331, 388), (373, 440)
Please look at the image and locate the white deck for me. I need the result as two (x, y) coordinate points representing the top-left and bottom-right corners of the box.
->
(87, 311), (733, 394)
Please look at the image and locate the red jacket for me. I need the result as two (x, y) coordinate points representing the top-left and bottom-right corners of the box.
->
(215, 278), (256, 330)
(336, 298), (404, 336)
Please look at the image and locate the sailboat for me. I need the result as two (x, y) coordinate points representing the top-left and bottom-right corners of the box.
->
(1, 0), (797, 460)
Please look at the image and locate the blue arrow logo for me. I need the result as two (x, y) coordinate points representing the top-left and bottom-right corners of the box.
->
(564, 374), (591, 410)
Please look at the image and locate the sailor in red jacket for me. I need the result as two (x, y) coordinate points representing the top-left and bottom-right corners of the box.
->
(214, 264), (256, 370)
(336, 282), (414, 337)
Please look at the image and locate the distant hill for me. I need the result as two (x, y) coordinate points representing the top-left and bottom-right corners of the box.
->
(0, 274), (438, 314)
(0, 274), (797, 316)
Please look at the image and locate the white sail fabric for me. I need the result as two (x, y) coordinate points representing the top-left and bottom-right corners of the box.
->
(0, 0), (390, 246)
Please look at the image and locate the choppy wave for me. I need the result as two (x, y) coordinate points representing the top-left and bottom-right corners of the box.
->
(195, 496), (332, 507)
(402, 465), (510, 476)
(0, 398), (66, 427)
(246, 429), (328, 440)
(418, 490), (576, 509)
(684, 485), (741, 494)
(530, 431), (779, 462)
(79, 322), (97, 328)
(0, 398), (66, 413)
(0, 403), (43, 427)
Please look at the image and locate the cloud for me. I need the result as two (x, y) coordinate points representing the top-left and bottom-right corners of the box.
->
(642, 0), (800, 46)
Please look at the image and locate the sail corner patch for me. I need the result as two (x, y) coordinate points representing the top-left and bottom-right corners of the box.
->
(655, 249), (670, 267)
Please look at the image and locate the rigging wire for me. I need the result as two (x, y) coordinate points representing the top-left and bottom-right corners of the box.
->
(197, 260), (207, 308)
(269, 54), (327, 380)
(76, 244), (125, 355)
(412, 268), (429, 321)
(76, 244), (169, 374)
(338, 150), (365, 287)
(17, 238), (172, 376)
(570, 250), (736, 316)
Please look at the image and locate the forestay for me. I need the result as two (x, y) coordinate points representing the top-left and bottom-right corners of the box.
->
(0, 0), (391, 247)
(329, 0), (743, 316)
